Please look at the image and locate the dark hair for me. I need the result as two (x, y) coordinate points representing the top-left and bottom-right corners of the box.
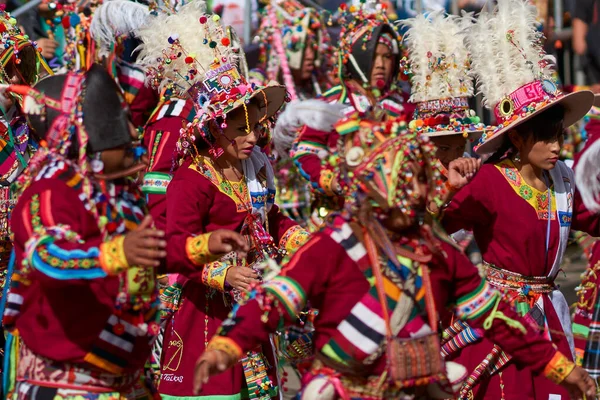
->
(486, 104), (565, 164)
(3, 45), (38, 86)
(27, 64), (131, 157)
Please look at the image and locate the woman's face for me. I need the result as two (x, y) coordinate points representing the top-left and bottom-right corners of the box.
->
(99, 121), (137, 175)
(213, 101), (263, 162)
(430, 135), (467, 170)
(370, 43), (394, 89)
(510, 128), (564, 171)
(380, 161), (428, 233)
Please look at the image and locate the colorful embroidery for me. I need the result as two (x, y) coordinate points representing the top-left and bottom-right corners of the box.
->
(263, 276), (307, 318)
(543, 351), (575, 384)
(495, 159), (556, 220)
(278, 225), (310, 256)
(291, 139), (328, 160)
(141, 171), (172, 195)
(99, 235), (129, 276)
(190, 160), (252, 212)
(319, 169), (337, 196)
(202, 261), (231, 291)
(185, 232), (219, 266)
(455, 280), (499, 320)
(28, 236), (107, 280)
(207, 336), (243, 362)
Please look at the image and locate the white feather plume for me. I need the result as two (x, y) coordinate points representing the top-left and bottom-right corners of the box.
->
(465, 0), (555, 108)
(90, 0), (150, 57)
(136, 1), (238, 95)
(575, 139), (600, 213)
(273, 99), (346, 159)
(401, 11), (473, 103)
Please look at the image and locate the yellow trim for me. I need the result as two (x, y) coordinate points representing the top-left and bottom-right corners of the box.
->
(185, 232), (220, 266)
(202, 261), (231, 291)
(278, 225), (310, 256)
(319, 169), (337, 196)
(83, 352), (123, 374)
(99, 235), (129, 275)
(543, 351), (575, 384)
(207, 336), (243, 361)
(495, 159), (556, 220)
(189, 158), (251, 213)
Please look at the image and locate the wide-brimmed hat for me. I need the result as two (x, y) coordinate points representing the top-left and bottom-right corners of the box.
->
(401, 12), (492, 143)
(465, 0), (594, 156)
(136, 1), (287, 128)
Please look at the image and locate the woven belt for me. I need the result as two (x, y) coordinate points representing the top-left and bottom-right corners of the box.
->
(483, 262), (556, 296)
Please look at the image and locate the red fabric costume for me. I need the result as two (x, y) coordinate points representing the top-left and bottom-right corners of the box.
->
(159, 157), (308, 398)
(442, 159), (600, 399)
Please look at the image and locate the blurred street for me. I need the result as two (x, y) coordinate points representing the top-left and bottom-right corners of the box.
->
(557, 244), (589, 306)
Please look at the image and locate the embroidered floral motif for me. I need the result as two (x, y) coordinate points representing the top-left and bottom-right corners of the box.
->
(190, 159), (251, 212)
(185, 232), (219, 266)
(201, 261), (231, 291)
(99, 235), (129, 275)
(279, 225), (310, 256)
(496, 159), (556, 221)
(543, 351), (575, 384)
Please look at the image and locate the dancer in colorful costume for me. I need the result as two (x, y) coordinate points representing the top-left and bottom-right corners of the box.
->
(401, 11), (488, 260)
(572, 96), (600, 382)
(137, 2), (309, 398)
(0, 64), (169, 399)
(428, 1), (600, 398)
(255, 0), (334, 225)
(292, 0), (409, 201)
(192, 113), (596, 400)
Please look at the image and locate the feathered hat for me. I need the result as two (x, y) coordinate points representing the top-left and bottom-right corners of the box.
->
(0, 7), (50, 85)
(136, 1), (286, 129)
(402, 12), (489, 140)
(334, 0), (402, 91)
(465, 0), (594, 155)
(90, 0), (150, 58)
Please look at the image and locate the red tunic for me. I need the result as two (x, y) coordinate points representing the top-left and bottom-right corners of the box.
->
(208, 222), (568, 396)
(443, 159), (600, 399)
(5, 160), (159, 392)
(159, 157), (307, 398)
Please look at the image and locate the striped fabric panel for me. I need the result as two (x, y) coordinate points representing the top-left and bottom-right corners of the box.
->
(455, 280), (499, 320)
(263, 276), (307, 318)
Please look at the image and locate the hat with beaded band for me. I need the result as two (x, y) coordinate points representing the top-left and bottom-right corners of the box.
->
(465, 0), (594, 156)
(401, 11), (491, 142)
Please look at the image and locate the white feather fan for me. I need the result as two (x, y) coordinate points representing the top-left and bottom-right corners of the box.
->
(90, 0), (150, 58)
(272, 99), (346, 159)
(464, 0), (555, 108)
(135, 1), (237, 95)
(401, 11), (473, 104)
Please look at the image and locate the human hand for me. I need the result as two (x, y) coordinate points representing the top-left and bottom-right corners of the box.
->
(193, 350), (236, 394)
(225, 266), (259, 292)
(208, 229), (249, 258)
(36, 38), (58, 60)
(561, 365), (596, 399)
(123, 216), (166, 267)
(447, 157), (481, 191)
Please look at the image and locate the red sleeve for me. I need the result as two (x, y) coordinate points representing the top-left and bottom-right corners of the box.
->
(143, 116), (184, 231)
(436, 242), (558, 373)
(210, 233), (343, 354)
(165, 166), (216, 281)
(11, 179), (122, 288)
(267, 205), (310, 255)
(442, 165), (495, 234)
(572, 190), (600, 236)
(292, 126), (332, 193)
(130, 84), (159, 128)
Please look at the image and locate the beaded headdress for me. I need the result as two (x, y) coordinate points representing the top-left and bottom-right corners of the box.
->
(0, 7), (50, 85)
(334, 0), (401, 91)
(331, 114), (444, 219)
(465, 0), (594, 155)
(136, 1), (287, 156)
(41, 0), (103, 72)
(255, 0), (333, 100)
(402, 12), (489, 140)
